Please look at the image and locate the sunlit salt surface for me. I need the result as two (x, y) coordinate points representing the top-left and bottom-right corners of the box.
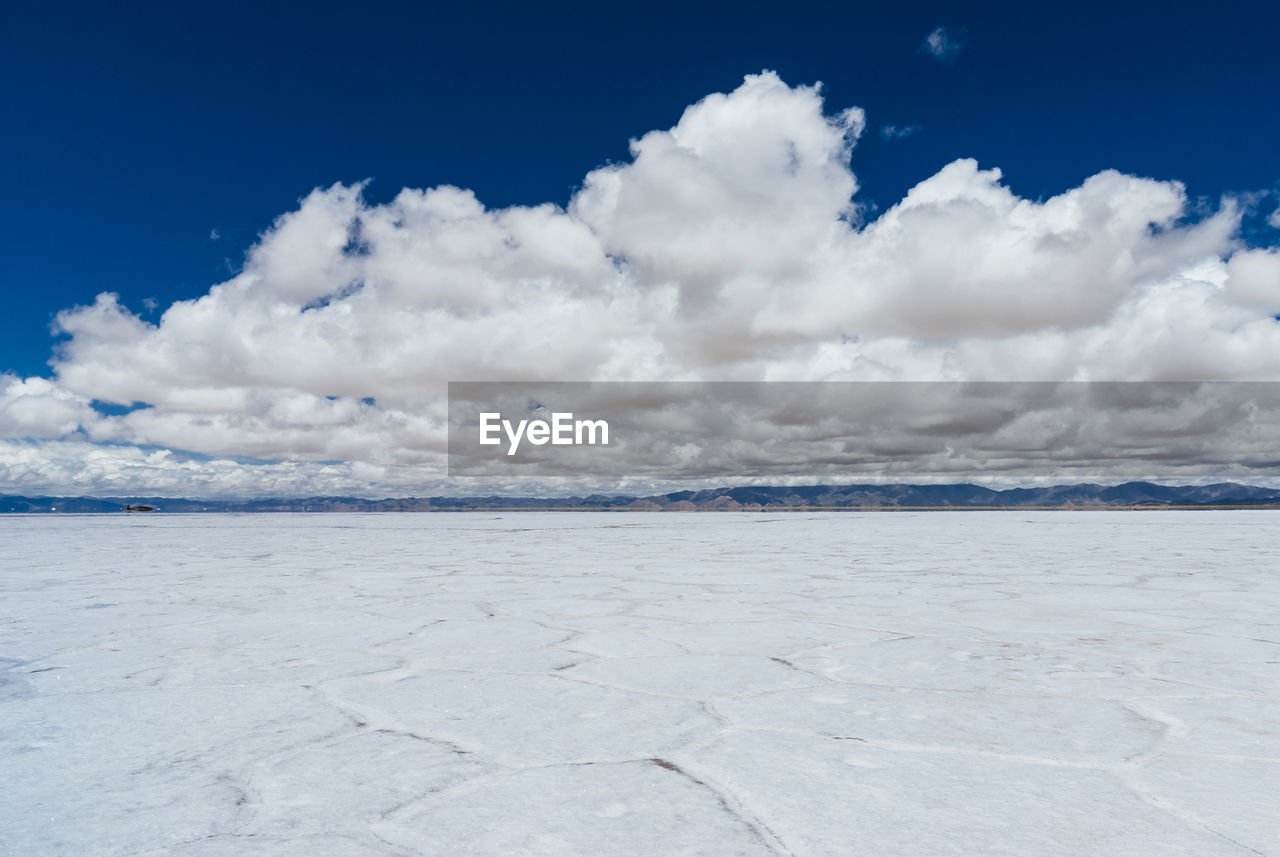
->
(2, 511), (1277, 857)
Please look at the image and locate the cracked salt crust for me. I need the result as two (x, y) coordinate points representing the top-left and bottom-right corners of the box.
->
(1, 511), (1277, 856)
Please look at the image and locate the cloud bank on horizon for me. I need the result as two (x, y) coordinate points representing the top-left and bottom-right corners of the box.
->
(3, 71), (1280, 497)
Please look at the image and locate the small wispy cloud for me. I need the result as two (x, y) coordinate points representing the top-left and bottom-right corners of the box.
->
(1269, 205), (1280, 229)
(880, 124), (920, 141)
(921, 26), (966, 63)
(210, 228), (221, 240)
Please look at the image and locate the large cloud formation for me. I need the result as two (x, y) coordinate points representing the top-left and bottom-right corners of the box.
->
(4, 72), (1280, 496)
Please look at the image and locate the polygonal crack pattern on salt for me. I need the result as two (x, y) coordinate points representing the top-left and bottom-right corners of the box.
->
(1, 511), (1277, 856)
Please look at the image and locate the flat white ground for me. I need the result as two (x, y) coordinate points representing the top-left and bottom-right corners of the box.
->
(1, 512), (1277, 857)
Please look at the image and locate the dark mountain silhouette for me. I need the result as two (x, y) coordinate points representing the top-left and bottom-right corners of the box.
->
(4, 481), (1280, 512)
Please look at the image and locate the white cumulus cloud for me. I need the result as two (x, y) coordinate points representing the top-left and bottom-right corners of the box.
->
(5, 70), (1280, 496)
(0, 376), (98, 439)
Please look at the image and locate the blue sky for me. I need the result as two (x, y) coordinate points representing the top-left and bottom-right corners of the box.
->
(4, 0), (1278, 378)
(3, 1), (1280, 496)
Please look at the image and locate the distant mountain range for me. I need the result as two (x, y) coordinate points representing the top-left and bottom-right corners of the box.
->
(4, 482), (1280, 512)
